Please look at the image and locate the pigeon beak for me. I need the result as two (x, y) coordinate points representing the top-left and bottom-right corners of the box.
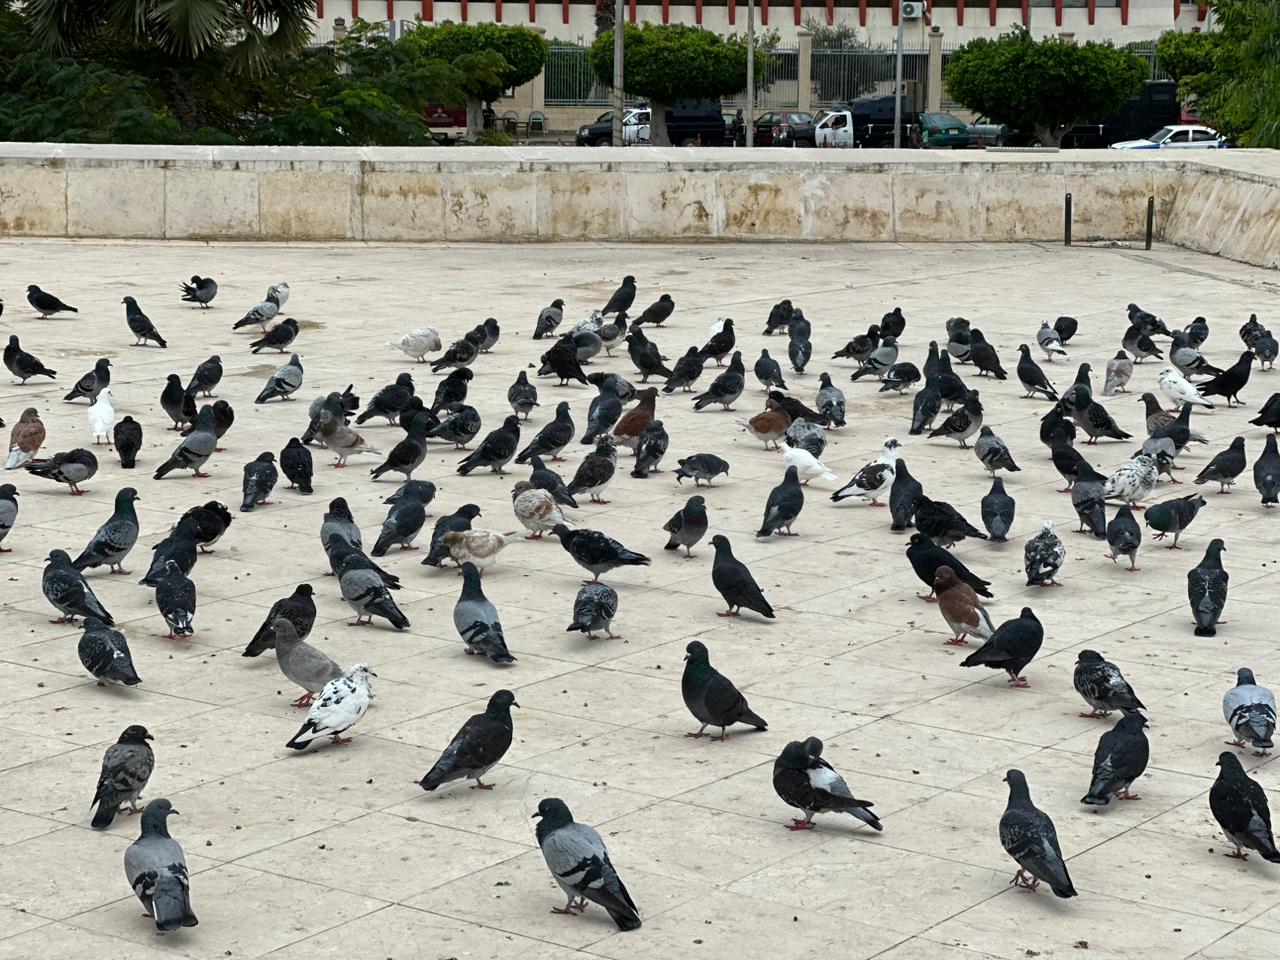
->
(683, 654), (690, 661)
(531, 811), (542, 819)
(512, 700), (521, 709)
(170, 809), (181, 816)
(145, 733), (155, 741)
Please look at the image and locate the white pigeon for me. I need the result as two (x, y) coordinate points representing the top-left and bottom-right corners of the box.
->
(571, 310), (604, 335)
(1104, 453), (1158, 506)
(1156, 366), (1214, 410)
(285, 663), (376, 750)
(268, 281), (290, 307)
(831, 437), (900, 505)
(385, 327), (442, 362)
(779, 443), (838, 484)
(1036, 321), (1068, 360)
(87, 388), (116, 445)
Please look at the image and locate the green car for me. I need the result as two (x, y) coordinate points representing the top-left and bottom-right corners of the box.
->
(920, 112), (970, 148)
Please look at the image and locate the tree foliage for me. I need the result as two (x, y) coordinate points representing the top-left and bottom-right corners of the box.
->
(945, 27), (1147, 146)
(1154, 29), (1217, 84)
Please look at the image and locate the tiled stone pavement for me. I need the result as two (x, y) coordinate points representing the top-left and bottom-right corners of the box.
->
(0, 238), (1278, 959)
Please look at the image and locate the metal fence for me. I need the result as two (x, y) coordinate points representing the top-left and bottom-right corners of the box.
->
(544, 46), (612, 107)
(809, 47), (928, 109)
(1125, 43), (1173, 82)
(724, 47), (801, 110)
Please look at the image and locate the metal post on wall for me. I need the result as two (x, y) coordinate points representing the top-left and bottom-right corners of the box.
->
(1145, 196), (1155, 250)
(612, 0), (624, 147)
(892, 14), (905, 148)
(1064, 193), (1073, 246)
(745, 0), (755, 149)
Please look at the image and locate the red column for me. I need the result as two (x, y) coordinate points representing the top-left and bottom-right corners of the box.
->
(826, 0), (833, 24)
(956, 0), (964, 25)
(1121, 0), (1129, 24)
(1021, 0), (1029, 26)
(1054, 0), (1063, 25)
(729, 0), (735, 24)
(529, 0), (536, 21)
(892, 0), (900, 27)
(1173, 0), (1181, 16)
(316, 0), (324, 17)
(696, 0), (702, 23)
(1197, 1), (1206, 19)
(761, 0), (768, 25)
(629, 0), (636, 21)
(989, 0), (997, 26)
(423, 0), (432, 22)
(562, 0), (568, 23)
(662, 0), (669, 22)
(1086, 0), (1095, 23)
(495, 0), (502, 21)
(460, 0), (468, 21)
(794, 0), (801, 25)
(350, 0), (358, 19)
(859, 0), (867, 27)
(385, 0), (393, 19)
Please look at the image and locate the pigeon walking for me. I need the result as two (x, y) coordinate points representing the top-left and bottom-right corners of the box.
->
(935, 565), (995, 645)
(1223, 668), (1275, 757)
(153, 405), (216, 479)
(663, 495), (708, 557)
(566, 582), (620, 640)
(1081, 711), (1150, 804)
(239, 452), (278, 511)
(1074, 650), (1145, 718)
(124, 800), (197, 930)
(1195, 437), (1247, 494)
(980, 477), (1015, 542)
(78, 617), (139, 684)
(242, 584), (316, 657)
(122, 296), (167, 347)
(44, 549), (113, 624)
(273, 618), (342, 708)
(1145, 492), (1206, 549)
(64, 357), (112, 403)
(757, 466), (805, 538)
(454, 562), (515, 662)
(4, 335), (57, 383)
(420, 689), (518, 791)
(90, 725), (154, 829)
(534, 797), (641, 929)
(26, 448), (97, 494)
(1210, 752), (1280, 862)
(550, 525), (649, 583)
(999, 769), (1077, 897)
(155, 560), (196, 639)
(682, 640), (767, 740)
(1187, 538), (1228, 636)
(1104, 504), (1142, 571)
(285, 663), (377, 749)
(73, 488), (141, 575)
(960, 607), (1043, 687)
(710, 535), (774, 619)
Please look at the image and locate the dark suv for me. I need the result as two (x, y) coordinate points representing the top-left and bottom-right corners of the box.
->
(575, 100), (725, 146)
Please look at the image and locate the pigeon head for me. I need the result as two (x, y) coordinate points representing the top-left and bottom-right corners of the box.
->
(979, 426), (994, 438)
(121, 296), (137, 307)
(271, 617), (299, 645)
(119, 725), (154, 744)
(551, 298), (565, 309)
(1116, 710), (1148, 731)
(511, 481), (535, 499)
(163, 559), (183, 576)
(883, 437), (900, 451)
(327, 497), (354, 521)
(688, 494), (706, 508)
(256, 452), (276, 463)
(140, 798), (179, 836)
(1040, 521), (1054, 535)
(783, 465), (799, 484)
(1216, 751), (1246, 774)
(532, 797), (574, 826)
(395, 373), (414, 387)
(295, 584), (314, 598)
(458, 504), (482, 520)
(803, 737), (824, 760)
(0, 484), (18, 499)
(488, 689), (519, 712)
(709, 534), (731, 553)
(166, 373), (181, 385)
(548, 524), (571, 539)
(347, 662), (377, 681)
(1237, 668), (1258, 686)
(933, 565), (960, 591)
(1002, 769), (1032, 805)
(1076, 650), (1104, 664)
(44, 549), (73, 566)
(777, 740), (810, 769)
(684, 640), (709, 662)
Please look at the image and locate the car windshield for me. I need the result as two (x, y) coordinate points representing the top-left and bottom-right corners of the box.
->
(923, 113), (964, 127)
(787, 113), (812, 125)
(595, 112), (613, 123)
(1147, 127), (1175, 143)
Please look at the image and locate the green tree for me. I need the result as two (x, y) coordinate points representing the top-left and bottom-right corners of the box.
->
(945, 28), (1147, 146)
(1154, 29), (1217, 84)
(405, 22), (548, 139)
(1177, 1), (1280, 147)
(590, 23), (756, 146)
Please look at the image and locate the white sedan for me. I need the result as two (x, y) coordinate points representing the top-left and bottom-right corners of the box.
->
(1110, 125), (1228, 150)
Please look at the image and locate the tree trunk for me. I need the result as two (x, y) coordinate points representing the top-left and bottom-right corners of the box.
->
(649, 99), (670, 146)
(466, 98), (484, 141)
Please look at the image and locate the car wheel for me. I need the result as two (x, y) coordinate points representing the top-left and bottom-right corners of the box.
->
(594, 137), (611, 147)
(793, 139), (811, 148)
(679, 137), (698, 147)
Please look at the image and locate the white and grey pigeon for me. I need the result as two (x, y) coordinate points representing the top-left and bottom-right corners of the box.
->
(1023, 521), (1065, 587)
(72, 487), (140, 574)
(123, 799), (198, 930)
(453, 562), (516, 662)
(1224, 668), (1276, 757)
(831, 437), (899, 506)
(1036, 321), (1068, 361)
(1157, 366), (1214, 410)
(1104, 452), (1158, 507)
(386, 327), (442, 362)
(534, 797), (641, 930)
(87, 388), (116, 445)
(779, 442), (838, 484)
(254, 353), (304, 404)
(285, 663), (376, 749)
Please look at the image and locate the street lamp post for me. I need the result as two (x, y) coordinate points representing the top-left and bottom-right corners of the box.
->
(745, 0), (755, 149)
(892, 15), (905, 148)
(612, 0), (625, 147)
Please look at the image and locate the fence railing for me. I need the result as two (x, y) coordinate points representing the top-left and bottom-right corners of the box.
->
(545, 46), (612, 107)
(810, 47), (928, 108)
(723, 47), (801, 110)
(1125, 43), (1173, 82)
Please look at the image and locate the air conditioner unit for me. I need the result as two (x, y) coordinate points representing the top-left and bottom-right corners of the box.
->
(902, 1), (927, 19)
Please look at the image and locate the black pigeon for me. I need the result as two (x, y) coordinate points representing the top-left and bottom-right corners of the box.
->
(1195, 436), (1247, 494)
(429, 329), (482, 372)
(912, 493), (987, 547)
(242, 584), (317, 657)
(1210, 752), (1280, 862)
(159, 374), (188, 429)
(539, 334), (589, 385)
(1074, 650), (1145, 718)
(529, 457), (578, 508)
(1081, 711), (1149, 805)
(960, 607), (1043, 687)
(534, 298), (564, 339)
(458, 415), (521, 476)
(1105, 504), (1142, 571)
(1185, 314), (1209, 349)
(692, 351), (745, 410)
(674, 453), (729, 487)
(429, 368), (473, 415)
(27, 284), (77, 317)
(73, 487), (141, 574)
(384, 479), (436, 509)
(139, 514), (200, 587)
(602, 275), (637, 315)
(969, 329), (1007, 379)
(239, 452), (278, 512)
(180, 275), (217, 307)
(1187, 537), (1228, 636)
(1254, 433), (1280, 506)
(999, 769), (1077, 897)
(1122, 322), (1164, 362)
(1052, 437), (1085, 491)
(422, 504), (482, 567)
(123, 296), (167, 347)
(757, 465), (805, 538)
(832, 324), (880, 363)
(533, 798), (641, 929)
(763, 299), (794, 335)
(183, 501), (233, 553)
(550, 524), (649, 583)
(371, 485), (427, 557)
(477, 316), (500, 352)
(4, 335), (57, 383)
(1199, 350), (1255, 407)
(186, 355), (222, 397)
(906, 533), (993, 600)
(155, 560), (196, 638)
(909, 377), (942, 435)
(631, 420), (669, 478)
(508, 370), (539, 420)
(700, 318), (736, 367)
(754, 348), (788, 390)
(880, 306), (906, 338)
(710, 534), (774, 618)
(879, 361), (920, 394)
(517, 401), (574, 463)
(357, 373), (415, 425)
(788, 332), (812, 375)
(280, 437), (313, 493)
(1145, 492), (1206, 548)
(663, 346), (706, 394)
(90, 725), (154, 828)
(1127, 302), (1172, 338)
(44, 549), (113, 624)
(77, 617), (139, 684)
(370, 414), (429, 482)
(427, 402), (481, 450)
(1240, 313), (1266, 349)
(889, 459), (923, 531)
(980, 476), (1015, 542)
(419, 690), (518, 791)
(625, 328), (672, 382)
(1040, 403), (1075, 452)
(64, 357), (111, 402)
(634, 293), (674, 326)
(682, 640), (766, 740)
(1053, 315), (1078, 343)
(772, 738), (881, 831)
(663, 495), (708, 557)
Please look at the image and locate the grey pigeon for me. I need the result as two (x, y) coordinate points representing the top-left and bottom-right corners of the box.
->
(1188, 538), (1228, 636)
(535, 797), (641, 929)
(630, 419), (669, 478)
(320, 496), (362, 551)
(186, 355), (221, 397)
(459, 415), (521, 475)
(242, 585), (316, 657)
(814, 372), (846, 426)
(508, 370), (539, 419)
(754, 349), (787, 390)
(454, 562), (515, 662)
(980, 477), (1015, 542)
(1210, 752), (1280, 862)
(240, 451), (278, 511)
(1170, 331), (1222, 378)
(1123, 322), (1163, 363)
(663, 495), (708, 557)
(1223, 668), (1276, 756)
(1035, 321), (1068, 361)
(90, 725), (154, 829)
(757, 465), (805, 537)
(44, 549), (113, 624)
(1071, 461), (1107, 539)
(517, 401), (574, 463)
(78, 616), (139, 684)
(550, 525), (649, 584)
(691, 351), (745, 411)
(960, 607), (1044, 687)
(1185, 314), (1210, 349)
(254, 353), (303, 403)
(122, 296), (167, 347)
(674, 453), (729, 487)
(155, 560), (196, 638)
(850, 336), (898, 381)
(370, 484), (426, 557)
(975, 425), (1019, 474)
(772, 738), (881, 831)
(73, 487), (140, 574)
(420, 689), (518, 791)
(1195, 436), (1246, 494)
(1255, 434), (1280, 506)
(124, 799), (197, 930)
(682, 640), (767, 740)
(233, 289), (281, 329)
(249, 317), (298, 353)
(1081, 711), (1150, 804)
(566, 582), (619, 640)
(1144, 491), (1207, 548)
(180, 276), (217, 308)
(0, 484), (16, 550)
(153, 405), (216, 479)
(1104, 504), (1142, 571)
(1023, 521), (1065, 587)
(784, 417), (826, 457)
(285, 663), (377, 749)
(64, 357), (112, 402)
(1074, 650), (1145, 718)
(26, 447), (97, 494)
(710, 534), (774, 618)
(340, 552), (409, 629)
(534, 299), (564, 339)
(274, 617), (343, 708)
(1102, 350), (1133, 396)
(999, 769), (1077, 897)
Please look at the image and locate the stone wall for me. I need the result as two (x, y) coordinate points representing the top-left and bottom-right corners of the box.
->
(0, 145), (1277, 268)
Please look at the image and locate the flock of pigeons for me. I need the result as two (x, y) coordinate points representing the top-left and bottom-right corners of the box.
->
(3, 273), (1280, 935)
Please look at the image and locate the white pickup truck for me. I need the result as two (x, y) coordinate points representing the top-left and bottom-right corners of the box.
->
(811, 108), (917, 148)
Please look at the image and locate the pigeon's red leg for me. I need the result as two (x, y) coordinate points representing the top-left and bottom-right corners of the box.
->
(550, 907), (578, 916)
(48, 617), (76, 624)
(329, 734), (352, 746)
(709, 728), (731, 742)
(290, 693), (314, 708)
(1225, 739), (1247, 749)
(193, 471), (210, 479)
(1225, 849), (1249, 860)
(916, 592), (937, 603)
(1078, 710), (1112, 719)
(469, 779), (495, 790)
(944, 635), (968, 646)
(1116, 788), (1141, 800)
(1254, 749), (1272, 758)
(787, 819), (815, 831)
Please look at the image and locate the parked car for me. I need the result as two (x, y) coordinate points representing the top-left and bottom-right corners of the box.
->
(966, 116), (1009, 147)
(1109, 124), (1228, 150)
(755, 111), (814, 147)
(919, 111), (970, 148)
(574, 109), (647, 146)
(813, 97), (919, 148)
(423, 103), (468, 144)
(578, 101), (725, 146)
(1062, 80), (1181, 148)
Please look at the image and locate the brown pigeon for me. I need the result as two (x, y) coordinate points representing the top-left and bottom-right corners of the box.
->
(935, 565), (996, 646)
(611, 388), (658, 452)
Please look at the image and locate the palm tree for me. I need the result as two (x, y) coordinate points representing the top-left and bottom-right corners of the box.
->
(25, 0), (315, 74)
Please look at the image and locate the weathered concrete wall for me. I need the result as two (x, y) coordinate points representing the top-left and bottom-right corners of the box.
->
(0, 145), (1276, 267)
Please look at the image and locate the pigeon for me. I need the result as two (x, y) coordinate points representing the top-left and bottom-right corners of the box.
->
(1102, 350), (1134, 396)
(946, 317), (973, 362)
(935, 565), (995, 644)
(158, 374), (191, 430)
(1254, 434), (1280, 506)
(630, 420), (669, 478)
(550, 524), (649, 584)
(319, 410), (380, 466)
(905, 534), (991, 603)
(564, 436), (617, 503)
(73, 487), (141, 574)
(889, 459), (924, 531)
(692, 352), (745, 411)
(753, 347), (793, 393)
(598, 314), (629, 355)
(1256, 330), (1278, 371)
(458, 415), (521, 476)
(538, 334), (589, 385)
(1196, 437), (1247, 494)
(453, 562), (515, 662)
(183, 355), (222, 398)
(430, 330), (483, 373)
(783, 417), (826, 457)
(1210, 752), (1280, 862)
(477, 317), (501, 352)
(533, 300), (565, 339)
(77, 617), (138, 684)
(355, 373), (416, 427)
(1060, 363), (1094, 417)
(778, 443), (837, 486)
(601, 276), (637, 316)
(980, 477), (1016, 542)
(928, 389), (983, 447)
(1146, 492), (1206, 548)
(757, 466), (805, 538)
(1071, 461), (1108, 538)
(442, 529), (521, 573)
(90, 725), (154, 828)
(880, 305), (906, 338)
(383, 326), (441, 364)
(1170, 331), (1223, 379)
(813, 372), (846, 426)
(700, 318), (736, 367)
(975, 425), (1019, 475)
(1122, 321), (1164, 363)
(909, 378), (942, 435)
(663, 495), (708, 557)
(27, 284), (77, 317)
(426, 402), (481, 452)
(512, 481), (572, 539)
(633, 293), (674, 327)
(832, 437), (898, 506)
(6, 407), (46, 469)
(232, 289), (281, 330)
(1105, 504), (1143, 571)
(1240, 313), (1266, 349)
(254, 353), (304, 403)
(833, 325), (880, 364)
(179, 275), (217, 307)
(961, 606), (1044, 687)
(429, 368), (473, 416)
(788, 332), (812, 375)
(1074, 650), (1145, 718)
(527, 454), (579, 511)
(534, 797), (641, 929)
(242, 585), (317, 657)
(371, 485), (427, 556)
(420, 689), (519, 791)
(566, 582), (620, 640)
(1223, 668), (1276, 757)
(968, 329), (1007, 379)
(64, 357), (112, 403)
(155, 560), (196, 639)
(879, 361), (921, 394)
(319, 496), (362, 552)
(913, 494), (987, 547)
(122, 296), (167, 347)
(772, 738), (881, 832)
(422, 504), (483, 567)
(153, 405), (215, 479)
(735, 399), (791, 450)
(663, 346), (705, 394)
(681, 640), (766, 740)
(1076, 399), (1132, 444)
(43, 547), (113, 623)
(0, 483), (17, 551)
(1035, 321), (1068, 361)
(1128, 302), (1172, 338)
(504, 370), (540, 421)
(611, 387), (659, 451)
(763, 300), (794, 335)
(1185, 314), (1210, 349)
(239, 452), (278, 512)
(138, 514), (200, 587)
(1081, 711), (1150, 805)
(1015, 344), (1058, 400)
(588, 371), (636, 403)
(999, 769), (1077, 897)
(625, 329), (672, 383)
(1158, 366), (1214, 411)
(1054, 315), (1078, 343)
(1104, 453), (1158, 507)
(279, 437), (313, 493)
(1188, 538), (1228, 636)
(272, 618), (342, 708)
(339, 552), (409, 629)
(182, 502), (232, 554)
(4, 335), (56, 383)
(850, 336), (899, 381)
(674, 453), (729, 487)
(26, 447), (99, 497)
(1040, 404), (1076, 454)
(710, 534), (774, 618)
(285, 663), (377, 749)
(1251, 393), (1280, 432)
(124, 799), (197, 930)
(517, 401), (574, 463)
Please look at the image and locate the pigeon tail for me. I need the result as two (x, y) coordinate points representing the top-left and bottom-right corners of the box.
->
(150, 873), (198, 930)
(90, 798), (117, 829)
